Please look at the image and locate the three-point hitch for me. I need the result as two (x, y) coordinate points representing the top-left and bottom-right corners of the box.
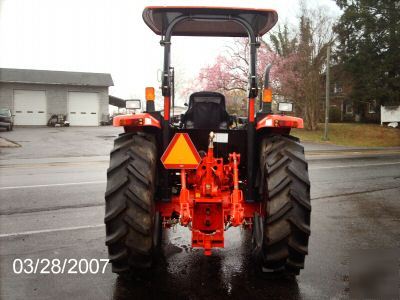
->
(157, 132), (261, 255)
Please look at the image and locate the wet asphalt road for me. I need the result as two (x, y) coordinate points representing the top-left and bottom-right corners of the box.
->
(0, 153), (400, 299)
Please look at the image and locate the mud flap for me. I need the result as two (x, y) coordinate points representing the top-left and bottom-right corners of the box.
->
(153, 211), (162, 249)
(252, 212), (264, 263)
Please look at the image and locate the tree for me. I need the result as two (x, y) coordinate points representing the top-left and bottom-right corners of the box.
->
(294, 5), (336, 130)
(184, 38), (303, 115)
(270, 24), (298, 57)
(334, 0), (400, 107)
(188, 5), (335, 130)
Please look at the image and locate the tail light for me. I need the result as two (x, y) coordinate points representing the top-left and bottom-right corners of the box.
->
(262, 88), (272, 103)
(145, 87), (155, 101)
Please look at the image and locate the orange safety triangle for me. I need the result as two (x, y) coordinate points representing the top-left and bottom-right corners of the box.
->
(161, 133), (201, 169)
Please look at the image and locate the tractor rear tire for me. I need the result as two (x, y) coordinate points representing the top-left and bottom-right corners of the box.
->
(105, 132), (158, 274)
(256, 134), (311, 275)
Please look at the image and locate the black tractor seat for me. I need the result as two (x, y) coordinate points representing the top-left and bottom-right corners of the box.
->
(182, 91), (230, 129)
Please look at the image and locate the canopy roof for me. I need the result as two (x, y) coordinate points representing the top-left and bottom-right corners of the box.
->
(142, 6), (278, 37)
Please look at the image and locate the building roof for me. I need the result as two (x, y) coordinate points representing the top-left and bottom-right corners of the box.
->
(0, 68), (113, 87)
(109, 95), (126, 108)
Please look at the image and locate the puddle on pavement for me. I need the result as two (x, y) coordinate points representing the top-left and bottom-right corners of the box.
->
(111, 225), (303, 300)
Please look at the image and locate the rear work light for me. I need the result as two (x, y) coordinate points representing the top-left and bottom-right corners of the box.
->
(278, 102), (293, 112)
(126, 99), (141, 109)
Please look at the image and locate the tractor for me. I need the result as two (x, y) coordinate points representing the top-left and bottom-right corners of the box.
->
(105, 6), (311, 276)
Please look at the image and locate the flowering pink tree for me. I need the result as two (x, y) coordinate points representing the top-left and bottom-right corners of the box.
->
(183, 38), (301, 114)
(186, 4), (335, 130)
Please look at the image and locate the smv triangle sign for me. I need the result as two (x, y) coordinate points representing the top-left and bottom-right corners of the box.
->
(161, 133), (201, 169)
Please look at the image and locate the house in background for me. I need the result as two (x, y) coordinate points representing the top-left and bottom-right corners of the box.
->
(0, 68), (113, 126)
(323, 65), (380, 123)
(329, 81), (379, 123)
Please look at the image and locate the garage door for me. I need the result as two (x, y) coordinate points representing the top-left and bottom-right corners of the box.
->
(68, 92), (100, 126)
(14, 90), (47, 125)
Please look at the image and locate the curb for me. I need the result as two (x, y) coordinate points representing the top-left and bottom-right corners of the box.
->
(0, 137), (20, 148)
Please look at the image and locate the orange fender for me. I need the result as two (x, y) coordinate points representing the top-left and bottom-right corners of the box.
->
(113, 113), (161, 128)
(256, 114), (304, 130)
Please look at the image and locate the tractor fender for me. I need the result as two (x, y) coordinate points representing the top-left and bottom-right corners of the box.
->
(113, 113), (161, 129)
(256, 114), (304, 130)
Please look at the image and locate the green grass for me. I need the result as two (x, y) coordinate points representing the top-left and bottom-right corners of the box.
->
(291, 123), (400, 147)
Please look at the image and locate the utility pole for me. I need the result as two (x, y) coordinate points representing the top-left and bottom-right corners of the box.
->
(323, 45), (330, 141)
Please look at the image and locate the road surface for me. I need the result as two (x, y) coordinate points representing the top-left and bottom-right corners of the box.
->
(1, 152), (399, 299)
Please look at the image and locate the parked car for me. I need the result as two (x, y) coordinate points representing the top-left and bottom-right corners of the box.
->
(0, 108), (14, 131)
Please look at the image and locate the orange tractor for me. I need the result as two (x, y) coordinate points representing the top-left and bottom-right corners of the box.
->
(105, 7), (311, 276)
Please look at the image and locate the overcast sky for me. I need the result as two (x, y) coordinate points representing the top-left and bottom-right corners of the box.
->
(0, 0), (340, 106)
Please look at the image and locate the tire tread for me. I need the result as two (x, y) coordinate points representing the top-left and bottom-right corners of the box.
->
(104, 132), (157, 274)
(257, 134), (311, 275)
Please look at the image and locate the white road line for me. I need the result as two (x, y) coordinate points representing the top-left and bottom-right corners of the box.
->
(0, 180), (106, 190)
(310, 161), (400, 170)
(0, 224), (105, 238)
(0, 162), (398, 190)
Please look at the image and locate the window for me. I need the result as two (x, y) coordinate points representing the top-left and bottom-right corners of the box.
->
(346, 103), (353, 114)
(368, 100), (376, 113)
(334, 82), (343, 94)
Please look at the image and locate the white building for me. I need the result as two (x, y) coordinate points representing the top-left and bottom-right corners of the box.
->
(0, 68), (113, 126)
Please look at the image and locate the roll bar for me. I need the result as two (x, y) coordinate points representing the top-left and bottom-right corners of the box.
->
(160, 14), (260, 99)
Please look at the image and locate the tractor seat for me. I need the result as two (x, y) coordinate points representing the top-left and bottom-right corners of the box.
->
(182, 92), (230, 129)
